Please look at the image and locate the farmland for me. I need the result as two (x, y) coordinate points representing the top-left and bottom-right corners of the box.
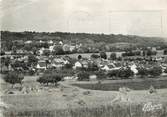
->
(1, 75), (167, 117)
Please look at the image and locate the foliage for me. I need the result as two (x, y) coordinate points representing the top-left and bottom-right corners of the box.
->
(43, 49), (50, 56)
(100, 51), (107, 59)
(149, 66), (162, 77)
(164, 67), (167, 73)
(77, 71), (90, 81)
(110, 53), (117, 60)
(3, 71), (24, 87)
(37, 72), (62, 86)
(53, 46), (64, 55)
(78, 55), (82, 60)
(95, 71), (106, 79)
(28, 55), (38, 66)
(0, 51), (5, 56)
(164, 49), (167, 55)
(107, 69), (119, 77)
(87, 62), (99, 71)
(118, 67), (134, 79)
(1, 31), (167, 53)
(91, 54), (100, 59)
(137, 67), (149, 78)
(64, 63), (73, 69)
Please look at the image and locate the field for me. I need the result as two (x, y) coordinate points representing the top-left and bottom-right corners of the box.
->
(72, 77), (167, 91)
(1, 75), (167, 117)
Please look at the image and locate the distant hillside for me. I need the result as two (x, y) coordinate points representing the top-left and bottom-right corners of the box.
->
(1, 31), (167, 48)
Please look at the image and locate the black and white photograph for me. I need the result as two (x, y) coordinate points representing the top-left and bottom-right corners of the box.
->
(1, 0), (167, 117)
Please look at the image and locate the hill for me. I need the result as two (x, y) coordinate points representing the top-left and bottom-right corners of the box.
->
(1, 31), (167, 49)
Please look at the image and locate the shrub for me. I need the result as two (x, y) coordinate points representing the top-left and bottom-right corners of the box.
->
(164, 67), (167, 73)
(110, 53), (117, 60)
(87, 62), (99, 71)
(100, 51), (107, 59)
(64, 63), (73, 69)
(91, 54), (100, 59)
(29, 69), (36, 76)
(137, 67), (149, 78)
(3, 71), (24, 88)
(37, 72), (62, 86)
(95, 71), (107, 80)
(107, 70), (119, 78)
(118, 67), (134, 79)
(77, 71), (90, 81)
(149, 66), (162, 77)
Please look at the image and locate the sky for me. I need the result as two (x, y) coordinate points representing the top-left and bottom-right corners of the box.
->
(1, 0), (167, 37)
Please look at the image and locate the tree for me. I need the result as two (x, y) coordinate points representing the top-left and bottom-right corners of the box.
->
(100, 51), (107, 59)
(78, 55), (82, 60)
(91, 54), (100, 59)
(87, 62), (99, 71)
(137, 67), (149, 78)
(164, 49), (167, 55)
(53, 45), (64, 55)
(28, 55), (38, 67)
(3, 71), (24, 88)
(110, 53), (117, 60)
(149, 66), (162, 77)
(0, 51), (5, 56)
(32, 47), (37, 55)
(3, 57), (11, 70)
(43, 49), (50, 56)
(37, 72), (62, 86)
(77, 71), (90, 81)
(12, 46), (17, 54)
(23, 44), (32, 51)
(118, 67), (134, 79)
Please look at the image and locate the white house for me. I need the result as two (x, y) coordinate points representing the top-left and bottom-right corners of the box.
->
(36, 60), (46, 70)
(48, 40), (53, 44)
(25, 40), (32, 44)
(73, 61), (82, 69)
(130, 64), (138, 74)
(49, 45), (55, 52)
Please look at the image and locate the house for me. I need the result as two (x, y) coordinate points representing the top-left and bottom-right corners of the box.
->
(51, 58), (66, 68)
(25, 40), (32, 44)
(69, 45), (76, 52)
(49, 45), (55, 52)
(39, 40), (44, 43)
(73, 61), (82, 69)
(16, 50), (24, 54)
(130, 63), (138, 74)
(81, 60), (89, 68)
(101, 63), (120, 71)
(36, 60), (46, 70)
(48, 40), (53, 44)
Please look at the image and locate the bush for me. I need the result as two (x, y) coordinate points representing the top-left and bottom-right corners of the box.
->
(91, 54), (100, 59)
(118, 67), (134, 79)
(110, 53), (117, 60)
(64, 63), (73, 69)
(137, 67), (149, 78)
(3, 71), (24, 88)
(37, 72), (62, 86)
(149, 66), (162, 77)
(107, 70), (119, 78)
(77, 71), (90, 81)
(95, 71), (107, 80)
(100, 51), (107, 59)
(164, 67), (167, 73)
(87, 62), (99, 71)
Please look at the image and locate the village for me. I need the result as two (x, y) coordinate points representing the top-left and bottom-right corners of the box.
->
(1, 38), (167, 81)
(1, 35), (167, 117)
